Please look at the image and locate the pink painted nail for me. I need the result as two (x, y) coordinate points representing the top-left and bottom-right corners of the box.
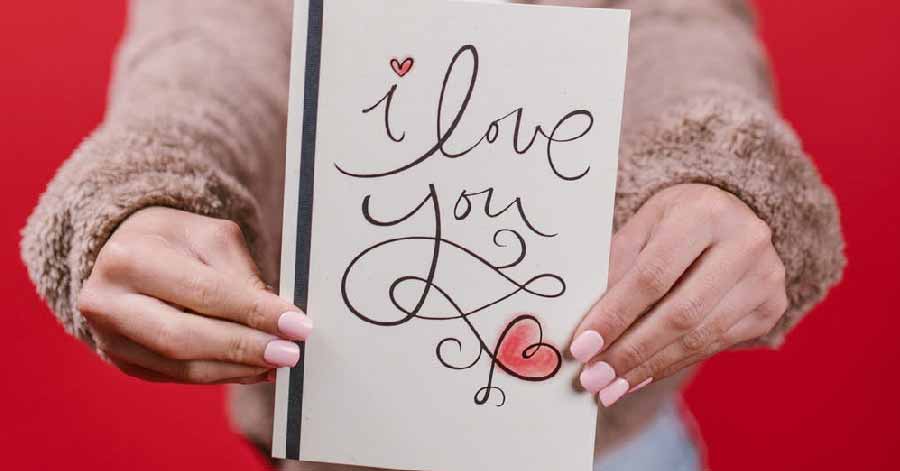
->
(598, 378), (630, 407)
(579, 361), (616, 392)
(266, 370), (277, 383)
(264, 340), (301, 367)
(277, 311), (314, 340)
(570, 331), (605, 363)
(630, 377), (653, 393)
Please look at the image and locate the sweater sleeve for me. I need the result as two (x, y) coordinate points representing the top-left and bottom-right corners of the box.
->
(606, 0), (845, 346)
(20, 0), (293, 348)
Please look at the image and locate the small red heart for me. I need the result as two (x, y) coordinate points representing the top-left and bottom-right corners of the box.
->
(390, 57), (414, 77)
(495, 314), (561, 380)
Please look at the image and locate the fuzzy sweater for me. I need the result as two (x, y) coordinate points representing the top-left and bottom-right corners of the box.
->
(20, 0), (845, 464)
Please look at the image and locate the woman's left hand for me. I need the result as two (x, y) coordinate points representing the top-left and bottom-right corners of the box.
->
(569, 184), (788, 406)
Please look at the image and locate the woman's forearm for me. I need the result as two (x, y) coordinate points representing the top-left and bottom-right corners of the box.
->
(619, 0), (845, 345)
(21, 0), (294, 347)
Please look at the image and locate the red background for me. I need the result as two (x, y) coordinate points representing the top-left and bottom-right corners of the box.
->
(1, 1), (897, 469)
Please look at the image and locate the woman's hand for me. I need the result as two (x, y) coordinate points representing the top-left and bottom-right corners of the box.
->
(77, 207), (313, 384)
(569, 184), (788, 406)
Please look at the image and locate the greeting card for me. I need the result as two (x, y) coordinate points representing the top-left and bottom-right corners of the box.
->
(273, 1), (629, 469)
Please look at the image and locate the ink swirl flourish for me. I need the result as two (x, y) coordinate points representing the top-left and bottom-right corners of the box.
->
(340, 184), (565, 406)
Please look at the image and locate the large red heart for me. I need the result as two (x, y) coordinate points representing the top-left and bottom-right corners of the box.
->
(495, 314), (561, 380)
(390, 57), (414, 77)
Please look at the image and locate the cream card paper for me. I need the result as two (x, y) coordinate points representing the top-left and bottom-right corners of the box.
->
(274, 1), (629, 469)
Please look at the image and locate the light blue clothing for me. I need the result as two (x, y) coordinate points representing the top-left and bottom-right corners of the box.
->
(594, 401), (702, 471)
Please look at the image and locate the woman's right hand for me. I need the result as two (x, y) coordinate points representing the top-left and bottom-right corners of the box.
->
(76, 207), (313, 384)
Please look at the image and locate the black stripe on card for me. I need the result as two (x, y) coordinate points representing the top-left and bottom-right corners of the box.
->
(286, 0), (324, 460)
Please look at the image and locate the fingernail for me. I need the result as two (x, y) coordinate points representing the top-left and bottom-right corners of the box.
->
(630, 377), (653, 393)
(277, 311), (314, 340)
(570, 331), (605, 363)
(598, 378), (630, 407)
(579, 361), (616, 392)
(264, 340), (301, 367)
(266, 370), (277, 383)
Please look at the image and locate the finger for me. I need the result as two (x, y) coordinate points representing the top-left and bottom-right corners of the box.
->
(729, 286), (788, 346)
(597, 267), (778, 406)
(607, 195), (668, 286)
(580, 237), (755, 393)
(595, 330), (712, 408)
(96, 240), (312, 340)
(81, 291), (302, 368)
(620, 306), (754, 396)
(606, 185), (696, 286)
(97, 331), (270, 384)
(597, 344), (706, 408)
(571, 206), (713, 363)
(722, 248), (788, 346)
(568, 193), (669, 365)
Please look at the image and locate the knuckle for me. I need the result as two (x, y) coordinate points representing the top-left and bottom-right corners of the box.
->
(631, 351), (669, 383)
(245, 272), (269, 292)
(634, 259), (670, 297)
(767, 299), (788, 325)
(768, 261), (787, 286)
(644, 353), (669, 377)
(628, 364), (655, 385)
(619, 342), (648, 368)
(95, 240), (136, 276)
(702, 337), (727, 357)
(761, 294), (789, 321)
(205, 219), (243, 247)
(180, 361), (215, 384)
(681, 325), (717, 353)
(597, 307), (629, 337)
(698, 188), (731, 218)
(667, 297), (706, 331)
(709, 320), (729, 339)
(774, 293), (789, 316)
(244, 296), (271, 331)
(226, 335), (257, 364)
(153, 319), (187, 359)
(696, 184), (725, 200)
(188, 273), (219, 312)
(76, 284), (105, 316)
(747, 219), (773, 248)
(747, 303), (785, 340)
(749, 318), (776, 341)
(717, 332), (739, 350)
